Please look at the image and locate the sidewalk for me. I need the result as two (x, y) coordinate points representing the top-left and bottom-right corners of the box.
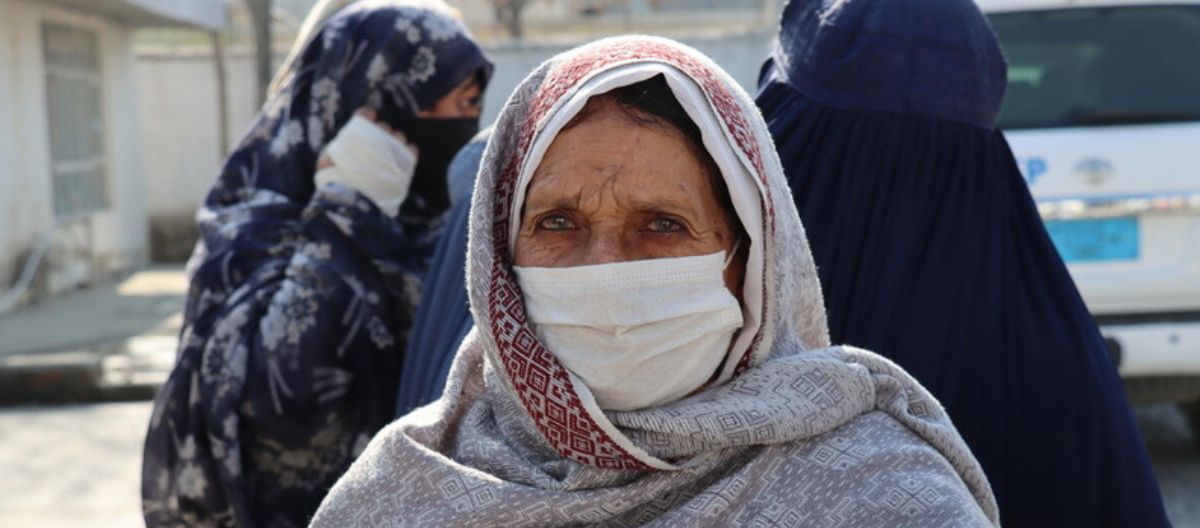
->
(0, 266), (187, 403)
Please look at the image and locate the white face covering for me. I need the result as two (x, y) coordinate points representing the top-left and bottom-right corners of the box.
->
(515, 249), (743, 411)
(315, 114), (418, 216)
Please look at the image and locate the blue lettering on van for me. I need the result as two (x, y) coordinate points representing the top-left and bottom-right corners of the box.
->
(1020, 157), (1047, 186)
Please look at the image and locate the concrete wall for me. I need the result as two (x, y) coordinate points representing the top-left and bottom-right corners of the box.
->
(137, 53), (259, 219)
(478, 31), (772, 124)
(126, 0), (227, 30)
(0, 0), (149, 305)
(134, 29), (773, 260)
(453, 0), (772, 32)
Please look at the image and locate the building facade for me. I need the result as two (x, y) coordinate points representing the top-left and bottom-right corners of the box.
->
(0, 0), (223, 311)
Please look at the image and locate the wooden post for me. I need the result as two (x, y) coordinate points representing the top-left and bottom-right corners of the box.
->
(209, 31), (230, 157)
(245, 0), (273, 106)
(763, 0), (781, 27)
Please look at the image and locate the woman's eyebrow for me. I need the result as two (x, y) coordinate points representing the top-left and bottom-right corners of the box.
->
(522, 192), (582, 216)
(624, 195), (698, 218)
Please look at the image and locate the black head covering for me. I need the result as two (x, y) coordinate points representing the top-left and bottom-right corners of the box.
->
(757, 0), (1168, 525)
(769, 0), (1005, 128)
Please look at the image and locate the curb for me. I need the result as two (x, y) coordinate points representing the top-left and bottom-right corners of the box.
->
(0, 336), (175, 404)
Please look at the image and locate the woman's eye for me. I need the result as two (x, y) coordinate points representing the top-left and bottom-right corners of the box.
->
(537, 214), (576, 231)
(647, 217), (684, 233)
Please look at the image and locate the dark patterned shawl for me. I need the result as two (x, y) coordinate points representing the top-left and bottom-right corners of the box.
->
(141, 2), (491, 527)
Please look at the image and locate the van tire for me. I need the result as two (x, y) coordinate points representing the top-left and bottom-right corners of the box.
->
(1185, 399), (1200, 452)
(1123, 376), (1200, 406)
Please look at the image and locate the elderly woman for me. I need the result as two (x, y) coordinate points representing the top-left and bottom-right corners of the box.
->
(141, 2), (492, 526)
(308, 36), (998, 527)
(755, 0), (1168, 525)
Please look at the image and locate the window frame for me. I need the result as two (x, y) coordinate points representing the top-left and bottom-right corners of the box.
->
(41, 20), (111, 220)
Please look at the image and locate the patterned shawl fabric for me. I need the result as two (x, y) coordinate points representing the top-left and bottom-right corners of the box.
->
(310, 36), (999, 527)
(141, 2), (491, 527)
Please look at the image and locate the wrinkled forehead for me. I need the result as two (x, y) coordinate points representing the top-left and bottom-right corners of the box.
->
(506, 60), (766, 257)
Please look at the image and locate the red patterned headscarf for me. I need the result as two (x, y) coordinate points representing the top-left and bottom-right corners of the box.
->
(472, 36), (828, 470)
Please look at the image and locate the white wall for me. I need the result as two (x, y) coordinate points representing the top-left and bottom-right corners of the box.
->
(138, 52), (260, 220)
(128, 0), (227, 30)
(0, 0), (149, 302)
(0, 1), (54, 288)
(478, 31), (772, 125)
(135, 29), (773, 231)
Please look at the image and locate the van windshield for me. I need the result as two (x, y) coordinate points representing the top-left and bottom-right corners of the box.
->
(988, 6), (1200, 130)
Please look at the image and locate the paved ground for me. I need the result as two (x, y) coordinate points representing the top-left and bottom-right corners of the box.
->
(0, 401), (152, 528)
(1137, 404), (1200, 524)
(0, 267), (1196, 525)
(0, 400), (1195, 527)
(0, 266), (185, 402)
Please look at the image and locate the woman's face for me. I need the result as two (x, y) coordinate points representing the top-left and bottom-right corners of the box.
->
(514, 98), (744, 297)
(418, 76), (482, 118)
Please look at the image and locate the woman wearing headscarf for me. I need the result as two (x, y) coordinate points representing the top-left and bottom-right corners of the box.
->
(393, 129), (488, 416)
(756, 0), (1168, 525)
(141, 2), (492, 526)
(308, 36), (998, 527)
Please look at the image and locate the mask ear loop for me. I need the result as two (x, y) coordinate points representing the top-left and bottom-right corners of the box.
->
(723, 233), (744, 269)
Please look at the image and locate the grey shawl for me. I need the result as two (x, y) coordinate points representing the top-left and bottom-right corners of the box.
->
(310, 36), (999, 527)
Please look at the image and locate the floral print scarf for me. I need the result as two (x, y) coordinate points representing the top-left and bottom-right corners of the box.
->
(141, 2), (491, 527)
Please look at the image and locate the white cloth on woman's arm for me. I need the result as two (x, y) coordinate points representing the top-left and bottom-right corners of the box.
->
(315, 114), (418, 216)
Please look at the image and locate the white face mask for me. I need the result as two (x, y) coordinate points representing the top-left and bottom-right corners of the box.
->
(315, 114), (418, 217)
(514, 250), (744, 411)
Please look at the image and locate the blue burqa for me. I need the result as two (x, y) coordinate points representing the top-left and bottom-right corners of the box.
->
(141, 3), (492, 527)
(394, 130), (488, 415)
(756, 0), (1168, 525)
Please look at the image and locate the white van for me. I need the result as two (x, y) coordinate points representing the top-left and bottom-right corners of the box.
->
(979, 0), (1200, 435)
